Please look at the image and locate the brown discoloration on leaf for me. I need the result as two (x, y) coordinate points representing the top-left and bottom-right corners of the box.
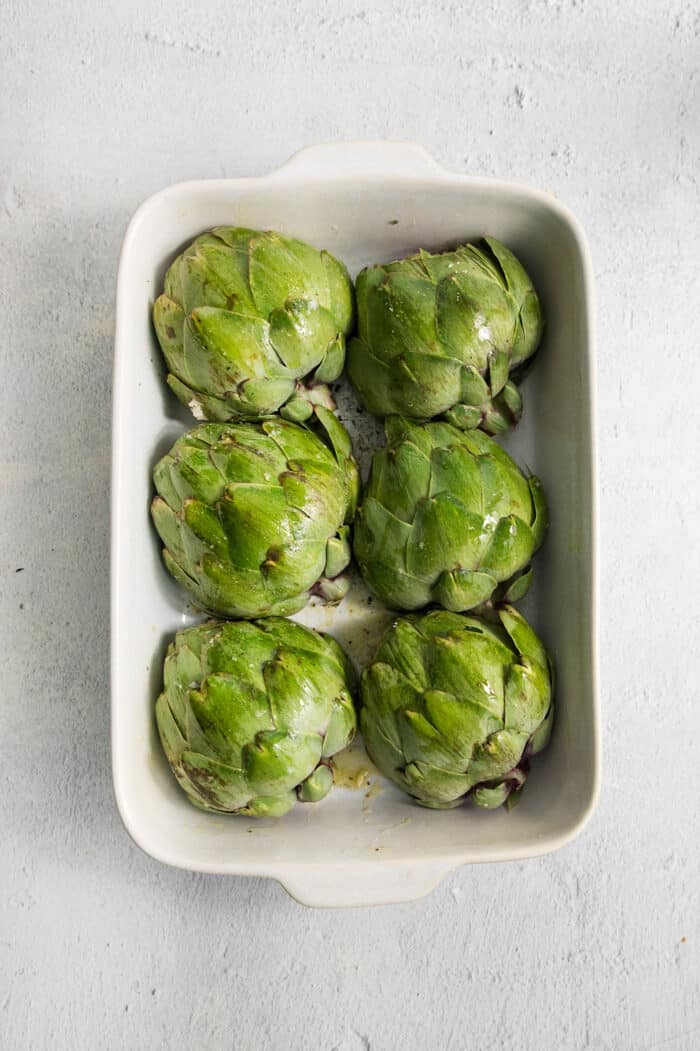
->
(180, 760), (230, 810)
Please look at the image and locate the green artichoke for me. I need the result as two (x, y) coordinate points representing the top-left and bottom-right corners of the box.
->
(353, 417), (546, 612)
(347, 236), (543, 434)
(151, 406), (359, 618)
(153, 227), (354, 423)
(360, 605), (553, 809)
(157, 617), (357, 817)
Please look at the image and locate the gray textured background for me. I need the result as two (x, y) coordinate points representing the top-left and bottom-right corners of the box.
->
(2, 2), (699, 1048)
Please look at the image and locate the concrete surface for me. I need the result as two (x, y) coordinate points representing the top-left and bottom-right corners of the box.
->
(2, 1), (699, 1048)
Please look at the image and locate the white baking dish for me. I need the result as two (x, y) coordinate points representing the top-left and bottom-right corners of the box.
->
(111, 141), (599, 907)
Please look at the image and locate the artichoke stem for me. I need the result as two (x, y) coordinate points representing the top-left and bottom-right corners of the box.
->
(312, 572), (350, 603)
(280, 381), (336, 423)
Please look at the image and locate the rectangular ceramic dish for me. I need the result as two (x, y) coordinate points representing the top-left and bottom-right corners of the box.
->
(111, 141), (599, 907)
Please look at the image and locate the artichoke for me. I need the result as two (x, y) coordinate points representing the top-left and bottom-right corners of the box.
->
(157, 617), (357, 817)
(153, 227), (354, 423)
(360, 605), (553, 809)
(151, 406), (359, 618)
(347, 236), (543, 434)
(353, 417), (546, 612)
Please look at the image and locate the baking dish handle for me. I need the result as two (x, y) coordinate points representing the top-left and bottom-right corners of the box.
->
(269, 140), (444, 180)
(278, 860), (452, 909)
